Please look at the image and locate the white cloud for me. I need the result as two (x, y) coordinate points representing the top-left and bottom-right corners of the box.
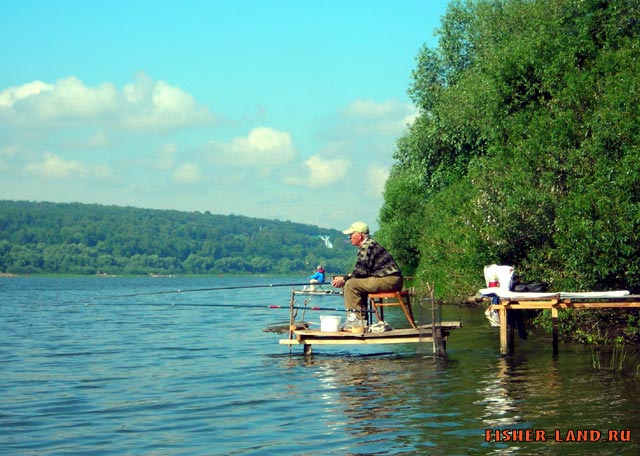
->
(206, 126), (297, 166)
(330, 98), (418, 138)
(344, 99), (400, 118)
(0, 74), (217, 132)
(0, 80), (53, 108)
(121, 74), (216, 131)
(24, 151), (112, 180)
(25, 151), (88, 179)
(5, 77), (117, 122)
(173, 163), (202, 184)
(285, 155), (350, 188)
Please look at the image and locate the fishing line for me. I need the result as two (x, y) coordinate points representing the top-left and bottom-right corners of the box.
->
(269, 305), (374, 313)
(79, 300), (368, 313)
(80, 299), (357, 335)
(74, 281), (332, 304)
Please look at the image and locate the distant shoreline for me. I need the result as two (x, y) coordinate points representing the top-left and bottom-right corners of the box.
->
(0, 272), (302, 279)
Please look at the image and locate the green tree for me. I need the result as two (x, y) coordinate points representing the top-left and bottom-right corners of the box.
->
(381, 0), (640, 299)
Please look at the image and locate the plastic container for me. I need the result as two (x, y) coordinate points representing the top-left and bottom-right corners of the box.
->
(320, 315), (341, 332)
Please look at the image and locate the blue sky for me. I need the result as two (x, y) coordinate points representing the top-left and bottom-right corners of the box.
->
(0, 0), (449, 231)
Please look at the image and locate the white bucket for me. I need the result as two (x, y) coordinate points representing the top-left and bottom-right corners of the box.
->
(320, 315), (341, 332)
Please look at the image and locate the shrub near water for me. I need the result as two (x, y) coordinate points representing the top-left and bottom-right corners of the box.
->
(380, 0), (640, 297)
(378, 0), (640, 342)
(533, 308), (640, 345)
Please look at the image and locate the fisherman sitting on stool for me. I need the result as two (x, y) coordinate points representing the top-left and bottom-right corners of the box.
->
(331, 221), (403, 331)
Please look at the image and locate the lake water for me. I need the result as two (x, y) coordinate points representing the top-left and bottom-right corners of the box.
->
(1, 276), (638, 455)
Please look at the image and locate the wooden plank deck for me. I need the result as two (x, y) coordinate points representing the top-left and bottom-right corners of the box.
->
(280, 322), (463, 355)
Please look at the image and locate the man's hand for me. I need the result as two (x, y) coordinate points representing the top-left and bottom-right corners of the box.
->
(332, 276), (345, 288)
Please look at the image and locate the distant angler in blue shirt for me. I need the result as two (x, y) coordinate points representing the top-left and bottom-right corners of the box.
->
(307, 265), (326, 291)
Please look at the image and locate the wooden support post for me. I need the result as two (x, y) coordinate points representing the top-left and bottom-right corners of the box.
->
(433, 328), (446, 356)
(304, 343), (312, 356)
(551, 307), (559, 356)
(499, 307), (508, 355)
(288, 289), (295, 343)
(428, 282), (438, 355)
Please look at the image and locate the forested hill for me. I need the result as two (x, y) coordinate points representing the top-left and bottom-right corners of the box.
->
(0, 200), (355, 276)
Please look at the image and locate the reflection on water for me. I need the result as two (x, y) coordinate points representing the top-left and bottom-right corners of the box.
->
(279, 341), (640, 455)
(283, 353), (454, 454)
(476, 357), (525, 428)
(472, 348), (639, 455)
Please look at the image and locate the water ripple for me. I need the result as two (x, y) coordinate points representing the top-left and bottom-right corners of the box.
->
(1, 277), (639, 455)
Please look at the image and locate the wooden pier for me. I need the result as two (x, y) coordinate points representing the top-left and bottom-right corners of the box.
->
(280, 282), (462, 356)
(484, 290), (640, 355)
(279, 322), (462, 356)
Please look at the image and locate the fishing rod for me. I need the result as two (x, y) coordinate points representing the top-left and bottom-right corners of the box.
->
(83, 281), (333, 302)
(269, 305), (374, 313)
(80, 301), (371, 313)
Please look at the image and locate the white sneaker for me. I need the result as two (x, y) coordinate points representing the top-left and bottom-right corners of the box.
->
(368, 321), (392, 333)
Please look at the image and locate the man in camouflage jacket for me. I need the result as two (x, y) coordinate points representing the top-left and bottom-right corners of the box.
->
(332, 221), (403, 329)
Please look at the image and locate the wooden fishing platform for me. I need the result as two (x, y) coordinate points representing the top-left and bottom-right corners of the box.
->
(482, 290), (640, 355)
(280, 282), (463, 355)
(279, 322), (463, 356)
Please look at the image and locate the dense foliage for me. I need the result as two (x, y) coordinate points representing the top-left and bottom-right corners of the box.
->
(379, 0), (640, 303)
(0, 200), (355, 276)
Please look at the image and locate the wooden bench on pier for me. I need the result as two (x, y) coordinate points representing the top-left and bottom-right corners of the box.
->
(482, 289), (640, 355)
